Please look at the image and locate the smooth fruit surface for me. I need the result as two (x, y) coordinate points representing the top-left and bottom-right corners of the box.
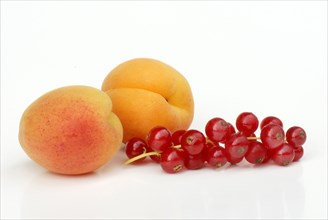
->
(286, 126), (307, 147)
(102, 58), (194, 142)
(293, 146), (304, 162)
(236, 112), (259, 136)
(205, 117), (229, 143)
(271, 143), (295, 166)
(172, 130), (186, 145)
(245, 141), (268, 164)
(260, 124), (285, 149)
(19, 86), (123, 175)
(225, 132), (249, 158)
(181, 130), (206, 155)
(160, 148), (185, 173)
(206, 146), (227, 168)
(185, 150), (206, 170)
(147, 126), (172, 153)
(260, 116), (283, 130)
(125, 138), (148, 160)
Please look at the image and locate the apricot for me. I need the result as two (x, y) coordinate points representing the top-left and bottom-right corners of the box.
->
(18, 86), (123, 175)
(102, 58), (194, 142)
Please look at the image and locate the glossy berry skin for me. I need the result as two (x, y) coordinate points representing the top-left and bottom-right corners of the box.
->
(147, 126), (172, 153)
(226, 153), (244, 165)
(181, 129), (206, 155)
(260, 116), (283, 130)
(221, 123), (236, 143)
(245, 141), (268, 164)
(225, 132), (249, 158)
(236, 112), (259, 136)
(185, 150), (206, 170)
(206, 146), (227, 168)
(205, 117), (229, 143)
(146, 146), (161, 163)
(293, 146), (304, 162)
(286, 126), (307, 147)
(160, 148), (185, 173)
(125, 137), (148, 160)
(172, 130), (186, 145)
(260, 124), (285, 150)
(271, 143), (295, 166)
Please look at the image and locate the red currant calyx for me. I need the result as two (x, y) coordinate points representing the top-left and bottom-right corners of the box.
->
(181, 129), (206, 155)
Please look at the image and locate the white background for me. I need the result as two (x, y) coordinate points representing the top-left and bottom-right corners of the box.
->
(1, 1), (327, 219)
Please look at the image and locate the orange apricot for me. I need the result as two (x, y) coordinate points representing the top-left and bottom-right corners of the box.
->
(102, 58), (194, 142)
(19, 86), (123, 175)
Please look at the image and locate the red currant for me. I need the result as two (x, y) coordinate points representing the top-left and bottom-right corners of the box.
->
(205, 117), (229, 143)
(260, 124), (285, 149)
(147, 126), (172, 153)
(236, 112), (259, 136)
(145, 146), (161, 163)
(172, 130), (186, 145)
(181, 129), (206, 155)
(206, 146), (227, 168)
(160, 148), (185, 173)
(226, 153), (244, 165)
(293, 146), (304, 162)
(185, 150), (206, 170)
(286, 126), (307, 147)
(225, 132), (249, 158)
(260, 116), (283, 130)
(221, 122), (237, 143)
(125, 137), (148, 160)
(245, 141), (268, 164)
(271, 143), (295, 166)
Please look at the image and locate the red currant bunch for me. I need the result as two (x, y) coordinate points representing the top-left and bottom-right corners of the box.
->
(124, 112), (306, 173)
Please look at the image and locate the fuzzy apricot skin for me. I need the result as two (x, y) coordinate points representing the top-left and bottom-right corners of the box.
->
(102, 58), (194, 142)
(19, 86), (123, 175)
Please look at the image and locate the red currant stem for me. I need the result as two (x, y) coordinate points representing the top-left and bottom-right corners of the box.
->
(124, 151), (161, 165)
(171, 144), (181, 149)
(206, 138), (215, 144)
(247, 136), (261, 140)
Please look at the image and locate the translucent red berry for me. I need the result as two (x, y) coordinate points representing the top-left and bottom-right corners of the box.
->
(236, 112), (259, 136)
(271, 143), (295, 166)
(181, 129), (206, 155)
(147, 126), (172, 153)
(293, 146), (304, 162)
(245, 141), (268, 164)
(260, 124), (285, 149)
(225, 132), (249, 158)
(185, 150), (206, 170)
(145, 146), (161, 163)
(221, 122), (236, 143)
(125, 137), (148, 160)
(205, 117), (229, 143)
(286, 126), (307, 147)
(172, 130), (186, 145)
(206, 146), (227, 168)
(226, 153), (244, 165)
(160, 148), (185, 173)
(260, 116), (283, 130)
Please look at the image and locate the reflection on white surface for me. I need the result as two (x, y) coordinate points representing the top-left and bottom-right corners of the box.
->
(19, 152), (306, 219)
